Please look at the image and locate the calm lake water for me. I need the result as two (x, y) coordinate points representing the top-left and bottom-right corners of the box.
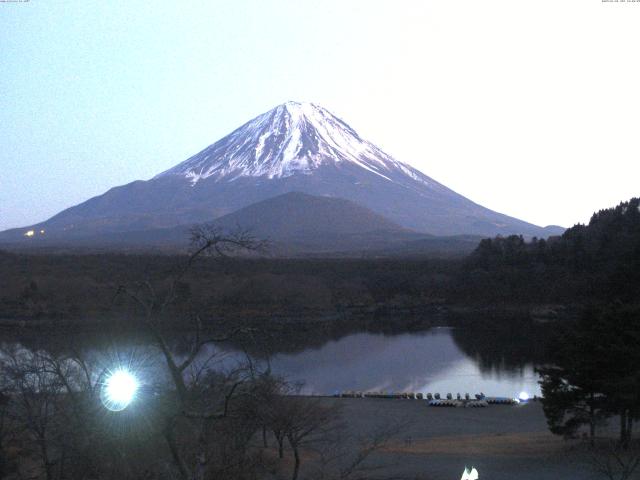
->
(3, 325), (543, 398)
(207, 327), (542, 398)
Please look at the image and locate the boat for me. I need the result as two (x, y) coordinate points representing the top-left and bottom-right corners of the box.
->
(428, 399), (463, 407)
(465, 400), (488, 408)
(485, 396), (518, 405)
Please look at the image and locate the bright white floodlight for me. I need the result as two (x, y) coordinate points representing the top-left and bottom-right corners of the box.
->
(101, 369), (139, 411)
(460, 466), (479, 480)
(518, 391), (530, 402)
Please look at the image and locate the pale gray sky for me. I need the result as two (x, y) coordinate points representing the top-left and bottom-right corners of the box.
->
(1, 0), (638, 230)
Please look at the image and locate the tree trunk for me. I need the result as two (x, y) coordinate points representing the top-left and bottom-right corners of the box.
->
(589, 398), (596, 446)
(195, 450), (206, 480)
(627, 413), (633, 443)
(620, 409), (629, 449)
(163, 422), (191, 480)
(262, 425), (268, 448)
(276, 434), (284, 459)
(291, 442), (300, 480)
(38, 437), (53, 480)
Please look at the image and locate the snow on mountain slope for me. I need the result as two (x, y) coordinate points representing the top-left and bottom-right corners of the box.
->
(156, 101), (440, 190)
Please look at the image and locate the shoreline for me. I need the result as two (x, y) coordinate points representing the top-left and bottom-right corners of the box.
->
(323, 398), (603, 480)
(0, 301), (577, 330)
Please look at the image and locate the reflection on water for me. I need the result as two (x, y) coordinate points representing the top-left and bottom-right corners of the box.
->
(207, 327), (542, 397)
(3, 323), (544, 398)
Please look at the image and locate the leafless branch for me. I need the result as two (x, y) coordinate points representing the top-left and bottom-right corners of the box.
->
(589, 440), (640, 480)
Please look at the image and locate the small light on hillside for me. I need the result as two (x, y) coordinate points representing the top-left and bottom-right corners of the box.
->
(24, 230), (35, 237)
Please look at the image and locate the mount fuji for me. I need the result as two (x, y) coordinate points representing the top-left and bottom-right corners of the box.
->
(0, 101), (563, 246)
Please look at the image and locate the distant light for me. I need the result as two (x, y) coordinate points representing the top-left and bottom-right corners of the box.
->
(461, 466), (479, 480)
(101, 369), (139, 411)
(518, 391), (530, 401)
(39, 229), (45, 235)
(24, 230), (35, 237)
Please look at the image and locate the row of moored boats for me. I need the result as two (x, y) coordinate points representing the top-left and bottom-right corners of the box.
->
(336, 391), (525, 407)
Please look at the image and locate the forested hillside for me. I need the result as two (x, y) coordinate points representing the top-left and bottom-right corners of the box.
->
(458, 198), (640, 305)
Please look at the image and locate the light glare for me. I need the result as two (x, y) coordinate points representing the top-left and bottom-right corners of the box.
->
(518, 391), (530, 401)
(101, 369), (139, 411)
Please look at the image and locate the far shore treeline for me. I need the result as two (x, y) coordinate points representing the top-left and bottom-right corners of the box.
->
(0, 197), (639, 326)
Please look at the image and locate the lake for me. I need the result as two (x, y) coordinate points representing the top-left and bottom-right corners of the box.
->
(204, 326), (542, 398)
(2, 324), (544, 399)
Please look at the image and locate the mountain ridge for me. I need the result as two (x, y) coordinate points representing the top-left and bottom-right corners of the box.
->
(211, 191), (409, 239)
(0, 192), (484, 257)
(0, 101), (565, 242)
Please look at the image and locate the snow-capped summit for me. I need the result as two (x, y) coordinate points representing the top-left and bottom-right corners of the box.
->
(156, 101), (430, 187)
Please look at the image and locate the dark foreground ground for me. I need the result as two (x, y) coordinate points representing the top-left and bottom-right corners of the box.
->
(312, 398), (597, 480)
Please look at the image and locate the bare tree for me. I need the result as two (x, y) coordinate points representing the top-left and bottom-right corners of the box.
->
(1, 346), (67, 480)
(589, 440), (640, 480)
(287, 399), (340, 480)
(0, 342), (113, 480)
(259, 381), (290, 459)
(258, 385), (342, 480)
(308, 417), (408, 480)
(113, 225), (266, 479)
(0, 388), (10, 477)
